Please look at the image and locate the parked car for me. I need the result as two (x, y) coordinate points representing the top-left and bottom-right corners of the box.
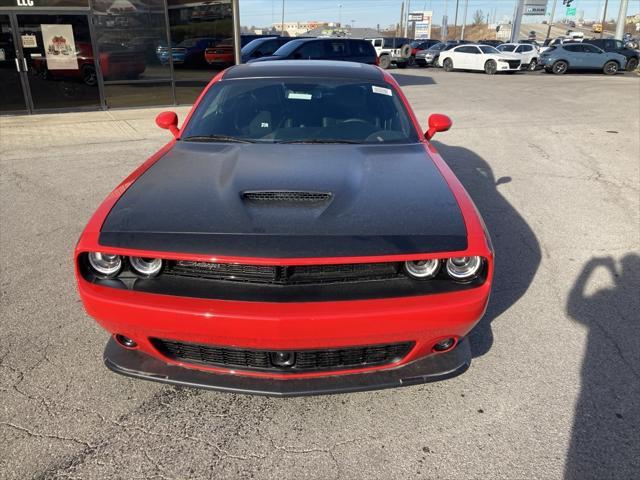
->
(497, 43), (539, 70)
(519, 39), (541, 48)
(409, 39), (440, 64)
(478, 39), (504, 47)
(34, 41), (145, 85)
(440, 44), (522, 74)
(75, 60), (493, 396)
(539, 43), (627, 74)
(366, 37), (413, 69)
(240, 36), (297, 63)
(248, 38), (378, 65)
(583, 38), (639, 71)
(592, 23), (603, 33)
(156, 37), (218, 66)
(414, 42), (447, 67)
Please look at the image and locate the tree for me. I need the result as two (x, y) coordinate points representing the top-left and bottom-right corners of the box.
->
(472, 9), (485, 26)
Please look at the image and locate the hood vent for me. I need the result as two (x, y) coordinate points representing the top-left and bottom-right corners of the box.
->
(241, 190), (332, 205)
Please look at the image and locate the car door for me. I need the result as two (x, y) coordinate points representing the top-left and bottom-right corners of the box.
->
(451, 46), (471, 68)
(581, 44), (606, 68)
(465, 46), (483, 69)
(561, 44), (584, 67)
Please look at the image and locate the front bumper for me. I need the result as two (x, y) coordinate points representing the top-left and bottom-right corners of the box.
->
(105, 336), (471, 396)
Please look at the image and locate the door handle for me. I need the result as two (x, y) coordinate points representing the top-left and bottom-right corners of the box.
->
(22, 58), (28, 72)
(15, 58), (21, 72)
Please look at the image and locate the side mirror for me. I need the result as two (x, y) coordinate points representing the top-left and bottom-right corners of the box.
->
(155, 111), (179, 138)
(425, 113), (452, 140)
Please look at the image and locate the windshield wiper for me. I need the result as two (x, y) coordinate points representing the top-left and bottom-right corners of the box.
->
(276, 139), (361, 144)
(183, 135), (256, 143)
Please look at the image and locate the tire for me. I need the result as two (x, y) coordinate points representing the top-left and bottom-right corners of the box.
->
(625, 57), (638, 72)
(379, 54), (391, 69)
(442, 58), (453, 72)
(81, 65), (97, 86)
(400, 44), (412, 59)
(484, 59), (497, 75)
(551, 60), (568, 74)
(529, 58), (538, 71)
(396, 61), (407, 69)
(603, 60), (619, 75)
(408, 55), (416, 67)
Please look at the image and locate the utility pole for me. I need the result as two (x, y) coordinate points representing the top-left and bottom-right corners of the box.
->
(600, 0), (609, 38)
(232, 0), (241, 64)
(280, 0), (285, 35)
(511, 0), (525, 43)
(406, 0), (412, 36)
(443, 0), (448, 41)
(545, 0), (557, 41)
(453, 0), (459, 40)
(460, 0), (469, 40)
(399, 1), (404, 37)
(614, 0), (628, 40)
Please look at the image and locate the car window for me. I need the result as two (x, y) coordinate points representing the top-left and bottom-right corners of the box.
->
(294, 41), (325, 59)
(522, 45), (533, 52)
(563, 44), (581, 52)
(498, 45), (516, 52)
(255, 39), (279, 56)
(374, 39), (382, 47)
(479, 46), (499, 54)
(515, 46), (524, 53)
(273, 39), (306, 56)
(582, 44), (601, 53)
(349, 41), (374, 57)
(324, 41), (347, 58)
(182, 78), (420, 145)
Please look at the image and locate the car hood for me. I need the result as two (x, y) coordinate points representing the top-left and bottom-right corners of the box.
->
(493, 53), (521, 60)
(99, 142), (467, 258)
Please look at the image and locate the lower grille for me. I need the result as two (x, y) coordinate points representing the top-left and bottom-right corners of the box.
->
(507, 60), (521, 69)
(152, 338), (414, 373)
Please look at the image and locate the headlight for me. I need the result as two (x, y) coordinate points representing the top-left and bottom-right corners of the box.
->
(129, 257), (163, 277)
(88, 252), (123, 277)
(404, 259), (440, 279)
(446, 256), (482, 280)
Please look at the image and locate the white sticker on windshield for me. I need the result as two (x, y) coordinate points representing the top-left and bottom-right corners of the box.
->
(372, 85), (392, 96)
(287, 92), (313, 100)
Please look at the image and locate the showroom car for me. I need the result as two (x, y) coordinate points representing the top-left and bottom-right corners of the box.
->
(440, 44), (522, 74)
(539, 43), (627, 75)
(75, 61), (494, 396)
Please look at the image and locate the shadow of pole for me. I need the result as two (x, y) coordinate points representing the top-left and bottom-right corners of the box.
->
(432, 142), (542, 358)
(564, 254), (640, 479)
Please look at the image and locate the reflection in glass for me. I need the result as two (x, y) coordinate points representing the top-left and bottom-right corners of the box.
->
(104, 82), (172, 108)
(168, 0), (233, 104)
(0, 14), (27, 112)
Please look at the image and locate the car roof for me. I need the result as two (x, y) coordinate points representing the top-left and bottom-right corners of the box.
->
(223, 60), (384, 82)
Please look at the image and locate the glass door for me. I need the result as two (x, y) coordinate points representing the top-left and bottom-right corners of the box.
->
(14, 13), (101, 111)
(0, 14), (28, 113)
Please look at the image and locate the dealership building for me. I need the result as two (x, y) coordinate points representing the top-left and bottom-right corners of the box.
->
(0, 0), (240, 114)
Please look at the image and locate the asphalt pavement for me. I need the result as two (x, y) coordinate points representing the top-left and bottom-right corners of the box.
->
(1, 66), (639, 480)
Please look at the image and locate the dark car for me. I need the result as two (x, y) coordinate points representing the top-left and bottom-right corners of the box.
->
(414, 42), (447, 67)
(157, 37), (218, 66)
(249, 38), (378, 65)
(76, 60), (493, 396)
(240, 36), (297, 63)
(410, 39), (440, 58)
(583, 38), (639, 71)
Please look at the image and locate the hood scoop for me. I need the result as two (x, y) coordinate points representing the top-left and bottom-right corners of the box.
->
(241, 190), (332, 205)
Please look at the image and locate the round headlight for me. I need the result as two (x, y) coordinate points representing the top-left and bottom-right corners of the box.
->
(87, 252), (122, 277)
(446, 256), (482, 280)
(404, 259), (440, 279)
(129, 257), (163, 277)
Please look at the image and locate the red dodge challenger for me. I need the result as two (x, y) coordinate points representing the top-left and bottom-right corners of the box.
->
(75, 61), (493, 396)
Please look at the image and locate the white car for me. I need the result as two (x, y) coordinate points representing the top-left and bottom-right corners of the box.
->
(497, 43), (540, 70)
(439, 44), (522, 74)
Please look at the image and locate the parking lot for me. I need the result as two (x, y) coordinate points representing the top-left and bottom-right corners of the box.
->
(1, 67), (638, 479)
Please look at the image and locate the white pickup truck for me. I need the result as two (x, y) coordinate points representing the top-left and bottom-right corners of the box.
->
(365, 37), (413, 69)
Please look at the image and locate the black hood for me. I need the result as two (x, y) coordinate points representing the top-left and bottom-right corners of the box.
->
(99, 142), (467, 258)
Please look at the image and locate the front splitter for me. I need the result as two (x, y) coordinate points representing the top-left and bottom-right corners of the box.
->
(104, 338), (471, 397)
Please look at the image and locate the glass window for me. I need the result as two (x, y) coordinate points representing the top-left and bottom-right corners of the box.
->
(104, 82), (172, 108)
(373, 39), (382, 47)
(92, 0), (170, 81)
(563, 44), (581, 52)
(498, 45), (516, 52)
(324, 41), (346, 58)
(294, 41), (324, 59)
(479, 46), (499, 54)
(582, 44), (602, 53)
(181, 78), (420, 145)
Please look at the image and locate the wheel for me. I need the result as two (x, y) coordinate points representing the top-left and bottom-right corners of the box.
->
(625, 57), (638, 71)
(484, 59), (497, 75)
(408, 56), (416, 67)
(400, 44), (412, 60)
(442, 58), (453, 72)
(551, 60), (568, 74)
(81, 65), (97, 86)
(529, 58), (538, 71)
(379, 55), (391, 69)
(396, 61), (407, 69)
(603, 61), (619, 75)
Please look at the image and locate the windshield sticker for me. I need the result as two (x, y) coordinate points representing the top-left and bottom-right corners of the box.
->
(372, 85), (392, 96)
(287, 91), (313, 100)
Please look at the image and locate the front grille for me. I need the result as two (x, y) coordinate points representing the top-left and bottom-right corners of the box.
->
(164, 260), (401, 285)
(152, 338), (414, 373)
(507, 60), (521, 69)
(241, 190), (332, 204)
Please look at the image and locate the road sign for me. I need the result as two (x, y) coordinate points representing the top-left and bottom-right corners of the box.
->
(524, 0), (547, 16)
(566, 7), (576, 16)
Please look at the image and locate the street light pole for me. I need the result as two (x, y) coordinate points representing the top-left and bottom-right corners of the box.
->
(281, 0), (285, 35)
(545, 0), (557, 41)
(453, 0), (459, 40)
(600, 0), (609, 39)
(510, 0), (525, 43)
(460, 0), (468, 40)
(614, 0), (628, 40)
(232, 0), (241, 64)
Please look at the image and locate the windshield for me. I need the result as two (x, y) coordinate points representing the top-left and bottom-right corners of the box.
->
(181, 78), (420, 144)
(479, 46), (500, 54)
(498, 45), (516, 52)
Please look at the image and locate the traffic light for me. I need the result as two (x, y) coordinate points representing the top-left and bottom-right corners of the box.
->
(566, 0), (573, 6)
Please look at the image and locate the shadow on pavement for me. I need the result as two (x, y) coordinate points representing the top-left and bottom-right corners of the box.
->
(433, 142), (541, 358)
(391, 73), (436, 86)
(565, 254), (640, 479)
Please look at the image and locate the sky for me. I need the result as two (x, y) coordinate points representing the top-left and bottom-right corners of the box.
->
(239, 0), (636, 29)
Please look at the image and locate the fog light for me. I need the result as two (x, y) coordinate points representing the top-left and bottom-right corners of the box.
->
(433, 338), (455, 352)
(270, 351), (296, 367)
(115, 334), (137, 348)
